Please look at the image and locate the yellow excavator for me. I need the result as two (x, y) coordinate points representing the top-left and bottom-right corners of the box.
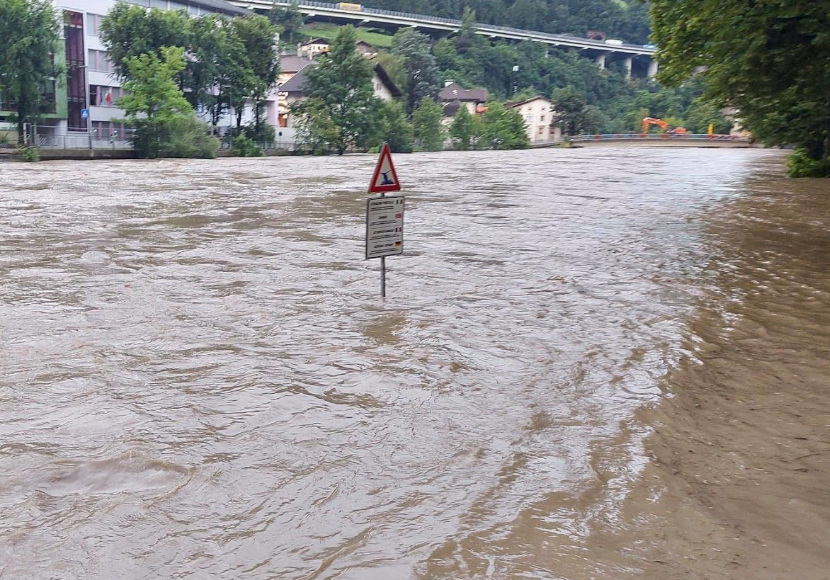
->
(642, 117), (687, 135)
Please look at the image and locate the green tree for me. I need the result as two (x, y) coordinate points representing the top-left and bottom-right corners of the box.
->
(187, 15), (252, 127)
(294, 26), (379, 154)
(293, 98), (340, 155)
(231, 15), (280, 138)
(450, 105), (475, 150)
(551, 86), (587, 135)
(267, 1), (304, 45)
(0, 0), (61, 144)
(99, 3), (191, 80)
(456, 7), (478, 55)
(391, 28), (440, 115)
(579, 104), (606, 135)
(412, 97), (445, 151)
(650, 0), (830, 176)
(119, 47), (217, 158)
(685, 97), (731, 135)
(372, 100), (414, 153)
(481, 103), (530, 149)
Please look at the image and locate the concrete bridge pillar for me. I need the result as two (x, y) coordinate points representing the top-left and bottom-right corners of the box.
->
(623, 56), (633, 80)
(647, 59), (659, 79)
(595, 53), (607, 70)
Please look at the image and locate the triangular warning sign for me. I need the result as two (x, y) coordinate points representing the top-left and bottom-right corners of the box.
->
(369, 142), (401, 193)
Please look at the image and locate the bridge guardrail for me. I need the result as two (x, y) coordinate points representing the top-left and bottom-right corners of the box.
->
(255, 1), (656, 54)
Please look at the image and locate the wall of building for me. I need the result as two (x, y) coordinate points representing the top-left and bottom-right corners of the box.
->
(512, 98), (561, 144)
(372, 73), (394, 102)
(42, 0), (269, 143)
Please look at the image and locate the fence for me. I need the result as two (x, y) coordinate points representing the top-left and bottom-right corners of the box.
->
(568, 133), (752, 143)
(25, 124), (302, 152)
(27, 125), (135, 150)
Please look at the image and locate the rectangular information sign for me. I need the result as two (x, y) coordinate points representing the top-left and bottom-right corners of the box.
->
(365, 195), (404, 259)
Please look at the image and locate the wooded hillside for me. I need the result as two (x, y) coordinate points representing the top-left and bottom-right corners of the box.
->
(358, 0), (652, 45)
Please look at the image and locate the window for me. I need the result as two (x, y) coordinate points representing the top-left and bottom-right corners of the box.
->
(64, 10), (85, 66)
(540, 115), (545, 122)
(88, 49), (114, 73)
(40, 80), (57, 114)
(86, 13), (103, 36)
(90, 85), (123, 106)
(0, 91), (17, 111)
(538, 127), (545, 135)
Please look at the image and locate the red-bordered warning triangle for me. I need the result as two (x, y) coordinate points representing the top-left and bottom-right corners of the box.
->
(368, 142), (401, 193)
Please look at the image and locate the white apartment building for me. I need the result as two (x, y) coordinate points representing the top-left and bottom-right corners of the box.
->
(47, 0), (262, 145)
(506, 96), (562, 144)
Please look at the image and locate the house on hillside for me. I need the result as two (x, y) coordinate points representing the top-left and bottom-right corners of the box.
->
(278, 63), (402, 129)
(439, 81), (488, 125)
(277, 54), (315, 128)
(355, 40), (377, 57)
(371, 65), (402, 101)
(506, 96), (562, 144)
(279, 55), (315, 85)
(297, 38), (331, 59)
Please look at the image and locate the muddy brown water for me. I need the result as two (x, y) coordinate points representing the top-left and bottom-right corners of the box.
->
(1, 148), (827, 579)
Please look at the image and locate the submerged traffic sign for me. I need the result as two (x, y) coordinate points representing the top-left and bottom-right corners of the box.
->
(365, 195), (404, 259)
(368, 143), (401, 193)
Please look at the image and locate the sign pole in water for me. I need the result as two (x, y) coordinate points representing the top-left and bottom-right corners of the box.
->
(366, 143), (404, 298)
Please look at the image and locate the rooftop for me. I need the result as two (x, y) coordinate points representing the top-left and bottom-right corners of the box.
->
(280, 55), (315, 74)
(439, 82), (487, 103)
(505, 95), (551, 108)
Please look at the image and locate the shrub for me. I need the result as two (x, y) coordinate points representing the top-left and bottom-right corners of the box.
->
(242, 123), (275, 149)
(161, 116), (220, 158)
(787, 148), (830, 178)
(129, 115), (219, 158)
(231, 134), (265, 157)
(16, 146), (40, 162)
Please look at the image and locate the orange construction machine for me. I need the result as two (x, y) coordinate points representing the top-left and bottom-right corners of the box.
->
(642, 117), (687, 135)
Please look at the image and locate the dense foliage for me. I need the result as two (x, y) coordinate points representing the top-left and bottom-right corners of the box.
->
(422, 26), (728, 135)
(360, 0), (651, 44)
(101, 3), (279, 137)
(371, 100), (414, 153)
(118, 47), (218, 158)
(293, 27), (380, 154)
(411, 97), (445, 151)
(391, 29), (440, 115)
(0, 0), (61, 144)
(650, 0), (830, 177)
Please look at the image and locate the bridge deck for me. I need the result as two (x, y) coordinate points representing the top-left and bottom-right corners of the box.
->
(570, 134), (754, 148)
(230, 0), (657, 57)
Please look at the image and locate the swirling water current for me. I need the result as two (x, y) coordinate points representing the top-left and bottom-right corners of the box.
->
(1, 147), (825, 579)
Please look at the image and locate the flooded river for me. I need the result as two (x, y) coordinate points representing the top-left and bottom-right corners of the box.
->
(1, 148), (828, 579)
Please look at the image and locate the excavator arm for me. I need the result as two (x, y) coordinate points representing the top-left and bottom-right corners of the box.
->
(642, 117), (687, 135)
(642, 117), (668, 134)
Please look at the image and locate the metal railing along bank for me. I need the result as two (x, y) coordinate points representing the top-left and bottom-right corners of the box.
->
(568, 134), (752, 142)
(29, 129), (136, 150)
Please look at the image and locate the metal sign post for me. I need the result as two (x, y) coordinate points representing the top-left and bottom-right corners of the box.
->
(366, 143), (403, 298)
